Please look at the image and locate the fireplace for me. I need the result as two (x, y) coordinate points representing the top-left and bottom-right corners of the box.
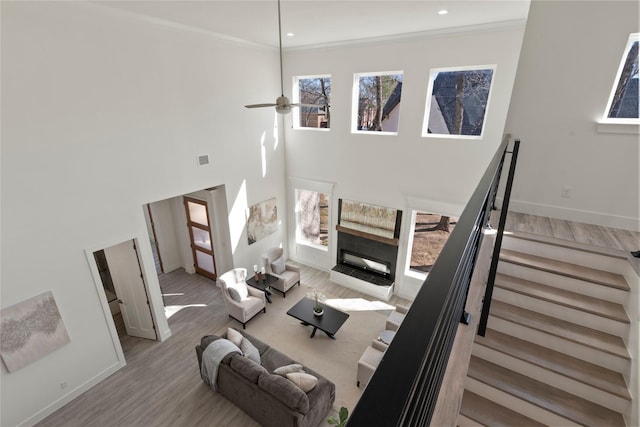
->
(341, 251), (391, 277)
(330, 199), (402, 299)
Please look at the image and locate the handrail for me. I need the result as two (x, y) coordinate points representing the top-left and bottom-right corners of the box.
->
(348, 134), (517, 426)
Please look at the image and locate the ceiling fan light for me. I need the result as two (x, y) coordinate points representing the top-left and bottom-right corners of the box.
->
(276, 105), (292, 114)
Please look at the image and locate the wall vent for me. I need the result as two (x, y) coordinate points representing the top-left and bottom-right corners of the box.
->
(197, 155), (209, 166)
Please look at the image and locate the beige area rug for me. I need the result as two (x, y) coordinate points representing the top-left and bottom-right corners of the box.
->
(216, 283), (390, 412)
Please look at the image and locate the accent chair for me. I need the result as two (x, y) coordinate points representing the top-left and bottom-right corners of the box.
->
(219, 267), (266, 329)
(261, 247), (301, 297)
(356, 339), (388, 388)
(385, 304), (410, 331)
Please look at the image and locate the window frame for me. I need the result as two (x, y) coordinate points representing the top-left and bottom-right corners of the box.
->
(290, 178), (334, 253)
(601, 33), (639, 126)
(292, 74), (332, 131)
(421, 64), (497, 140)
(351, 70), (404, 135)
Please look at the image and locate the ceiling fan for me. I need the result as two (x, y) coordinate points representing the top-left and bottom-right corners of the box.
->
(245, 0), (298, 114)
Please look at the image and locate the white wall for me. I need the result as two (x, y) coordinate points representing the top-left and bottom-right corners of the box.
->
(505, 0), (640, 231)
(0, 2), (288, 425)
(282, 23), (527, 298)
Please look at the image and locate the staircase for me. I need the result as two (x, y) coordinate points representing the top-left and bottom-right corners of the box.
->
(458, 233), (635, 427)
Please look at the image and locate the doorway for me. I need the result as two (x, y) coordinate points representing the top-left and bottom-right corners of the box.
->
(93, 239), (157, 341)
(184, 196), (218, 280)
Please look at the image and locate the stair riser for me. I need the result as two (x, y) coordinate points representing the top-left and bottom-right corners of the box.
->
(498, 262), (627, 303)
(489, 316), (628, 373)
(472, 344), (630, 413)
(456, 414), (485, 427)
(501, 236), (628, 274)
(493, 287), (629, 337)
(464, 377), (580, 426)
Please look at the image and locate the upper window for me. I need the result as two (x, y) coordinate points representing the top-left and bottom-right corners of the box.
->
(294, 188), (329, 250)
(293, 75), (331, 129)
(604, 33), (639, 122)
(352, 71), (403, 134)
(422, 66), (495, 139)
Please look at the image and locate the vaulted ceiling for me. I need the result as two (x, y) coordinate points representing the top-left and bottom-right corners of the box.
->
(97, 0), (531, 48)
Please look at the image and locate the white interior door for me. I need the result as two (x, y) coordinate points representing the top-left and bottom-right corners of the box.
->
(104, 240), (157, 340)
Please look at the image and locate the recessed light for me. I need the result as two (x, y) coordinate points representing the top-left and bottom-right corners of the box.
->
(438, 9), (448, 15)
(287, 32), (295, 37)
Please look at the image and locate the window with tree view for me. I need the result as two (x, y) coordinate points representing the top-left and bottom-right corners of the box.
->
(605, 33), (638, 120)
(423, 66), (495, 138)
(295, 189), (329, 249)
(294, 76), (331, 129)
(408, 212), (457, 275)
(353, 72), (403, 133)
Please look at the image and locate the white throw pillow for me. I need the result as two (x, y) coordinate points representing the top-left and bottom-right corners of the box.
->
(273, 363), (304, 376)
(285, 372), (318, 393)
(226, 328), (243, 347)
(240, 337), (261, 364)
(271, 257), (286, 275)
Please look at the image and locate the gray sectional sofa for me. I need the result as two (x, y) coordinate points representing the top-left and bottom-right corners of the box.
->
(195, 329), (335, 427)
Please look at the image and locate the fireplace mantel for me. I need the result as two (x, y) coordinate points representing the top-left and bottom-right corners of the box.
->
(335, 224), (399, 246)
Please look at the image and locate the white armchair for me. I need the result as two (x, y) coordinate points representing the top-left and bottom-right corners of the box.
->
(385, 304), (410, 331)
(218, 268), (266, 329)
(356, 339), (388, 388)
(261, 248), (300, 298)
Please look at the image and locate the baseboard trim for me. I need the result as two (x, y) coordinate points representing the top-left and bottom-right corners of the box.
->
(498, 198), (640, 232)
(19, 361), (124, 427)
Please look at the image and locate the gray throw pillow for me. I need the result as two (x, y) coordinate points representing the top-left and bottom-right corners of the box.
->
(228, 287), (241, 302)
(271, 257), (286, 275)
(240, 337), (261, 364)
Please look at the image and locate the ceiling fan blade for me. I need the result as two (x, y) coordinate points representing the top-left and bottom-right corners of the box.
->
(245, 103), (278, 108)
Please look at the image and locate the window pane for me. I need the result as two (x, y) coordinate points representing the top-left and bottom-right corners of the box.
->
(296, 76), (331, 129)
(191, 227), (211, 251)
(424, 68), (494, 137)
(187, 201), (208, 226)
(355, 73), (403, 133)
(607, 37), (639, 119)
(296, 189), (329, 247)
(409, 212), (457, 274)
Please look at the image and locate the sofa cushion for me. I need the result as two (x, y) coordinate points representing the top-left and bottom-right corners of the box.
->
(230, 354), (267, 384)
(271, 256), (286, 274)
(273, 363), (304, 376)
(258, 373), (310, 414)
(240, 337), (261, 364)
(260, 347), (295, 373)
(285, 372), (318, 393)
(200, 335), (220, 350)
(227, 328), (243, 347)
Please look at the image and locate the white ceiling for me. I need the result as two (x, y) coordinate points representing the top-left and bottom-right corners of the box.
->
(96, 0), (531, 49)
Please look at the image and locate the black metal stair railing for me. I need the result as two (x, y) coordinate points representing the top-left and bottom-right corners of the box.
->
(347, 135), (520, 426)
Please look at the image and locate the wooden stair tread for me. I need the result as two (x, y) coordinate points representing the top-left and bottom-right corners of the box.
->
(460, 390), (546, 427)
(468, 356), (625, 427)
(490, 301), (629, 359)
(495, 273), (629, 323)
(500, 249), (630, 291)
(476, 329), (631, 400)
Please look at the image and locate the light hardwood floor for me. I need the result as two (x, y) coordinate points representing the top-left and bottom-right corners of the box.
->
(36, 264), (409, 427)
(35, 213), (638, 427)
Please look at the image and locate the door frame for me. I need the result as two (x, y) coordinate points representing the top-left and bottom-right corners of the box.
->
(183, 196), (218, 280)
(85, 233), (170, 365)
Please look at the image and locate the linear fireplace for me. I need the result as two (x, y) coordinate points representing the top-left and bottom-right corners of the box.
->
(330, 199), (402, 300)
(341, 251), (391, 278)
